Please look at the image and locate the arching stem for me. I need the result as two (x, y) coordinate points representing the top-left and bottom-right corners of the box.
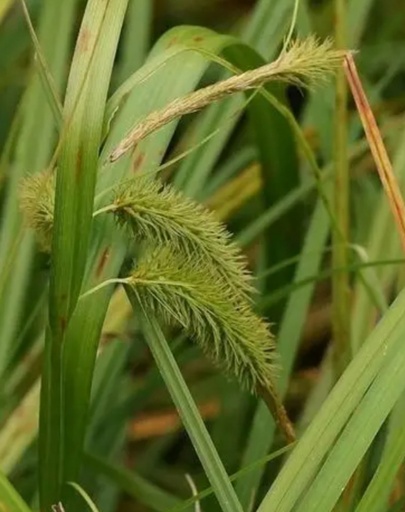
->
(257, 383), (296, 444)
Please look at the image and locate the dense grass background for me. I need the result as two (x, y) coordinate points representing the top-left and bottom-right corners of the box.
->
(1, 0), (405, 511)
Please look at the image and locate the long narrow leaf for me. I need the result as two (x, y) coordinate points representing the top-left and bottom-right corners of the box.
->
(236, 195), (331, 506)
(86, 453), (182, 512)
(355, 393), (405, 512)
(61, 26), (262, 507)
(257, 287), (405, 512)
(295, 328), (405, 512)
(0, 470), (31, 512)
(40, 0), (129, 508)
(126, 292), (244, 512)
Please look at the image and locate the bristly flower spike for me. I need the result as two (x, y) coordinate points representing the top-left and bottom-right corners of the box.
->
(111, 175), (255, 302)
(126, 246), (295, 442)
(19, 171), (55, 252)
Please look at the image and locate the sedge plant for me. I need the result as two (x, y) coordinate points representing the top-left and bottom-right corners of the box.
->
(3, 1), (405, 512)
(17, 16), (346, 507)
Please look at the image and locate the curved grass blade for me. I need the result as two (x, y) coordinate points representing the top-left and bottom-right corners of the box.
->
(351, 129), (405, 352)
(61, 25), (261, 509)
(355, 393), (405, 512)
(67, 482), (100, 512)
(126, 295), (244, 512)
(49, 0), (127, 340)
(0, 0), (78, 378)
(19, 0), (63, 128)
(40, 0), (129, 508)
(0, 470), (31, 512)
(259, 258), (402, 311)
(174, 0), (298, 196)
(117, 0), (152, 82)
(236, 195), (331, 506)
(86, 453), (182, 512)
(109, 38), (344, 162)
(87, 445), (292, 512)
(295, 328), (405, 512)
(256, 287), (405, 512)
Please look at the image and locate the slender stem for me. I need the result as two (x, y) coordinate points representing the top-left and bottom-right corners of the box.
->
(129, 294), (244, 512)
(345, 54), (405, 254)
(80, 278), (129, 300)
(258, 384), (296, 444)
(109, 39), (344, 162)
(332, 0), (351, 378)
(92, 203), (118, 217)
(283, 0), (300, 51)
(132, 278), (194, 290)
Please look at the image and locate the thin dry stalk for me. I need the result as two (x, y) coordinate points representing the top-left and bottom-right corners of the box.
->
(109, 37), (346, 162)
(345, 53), (405, 255)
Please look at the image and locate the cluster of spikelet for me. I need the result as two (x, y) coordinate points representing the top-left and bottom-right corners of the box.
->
(19, 36), (346, 407)
(112, 177), (278, 393)
(112, 177), (253, 300)
(20, 171), (55, 252)
(20, 170), (278, 394)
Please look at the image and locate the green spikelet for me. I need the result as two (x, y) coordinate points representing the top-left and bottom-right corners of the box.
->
(127, 246), (277, 393)
(112, 176), (254, 301)
(19, 171), (55, 251)
(19, 169), (293, 437)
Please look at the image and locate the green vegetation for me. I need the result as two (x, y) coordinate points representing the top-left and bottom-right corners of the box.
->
(1, 1), (405, 511)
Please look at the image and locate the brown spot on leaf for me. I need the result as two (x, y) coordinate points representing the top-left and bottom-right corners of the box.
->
(78, 27), (91, 53)
(96, 247), (110, 278)
(193, 35), (204, 43)
(132, 151), (145, 173)
(167, 36), (178, 48)
(60, 316), (67, 336)
(76, 147), (83, 180)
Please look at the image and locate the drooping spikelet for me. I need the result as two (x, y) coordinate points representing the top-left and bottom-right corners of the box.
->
(127, 246), (277, 393)
(112, 176), (254, 302)
(18, 170), (285, 428)
(109, 37), (345, 162)
(19, 171), (55, 251)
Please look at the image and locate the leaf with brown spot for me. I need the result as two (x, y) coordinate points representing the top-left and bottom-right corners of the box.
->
(77, 26), (91, 54)
(95, 246), (111, 278)
(75, 146), (83, 181)
(132, 151), (145, 173)
(167, 36), (178, 48)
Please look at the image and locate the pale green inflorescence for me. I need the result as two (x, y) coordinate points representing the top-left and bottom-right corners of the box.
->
(129, 246), (277, 393)
(112, 176), (254, 302)
(20, 171), (55, 252)
(20, 171), (278, 393)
